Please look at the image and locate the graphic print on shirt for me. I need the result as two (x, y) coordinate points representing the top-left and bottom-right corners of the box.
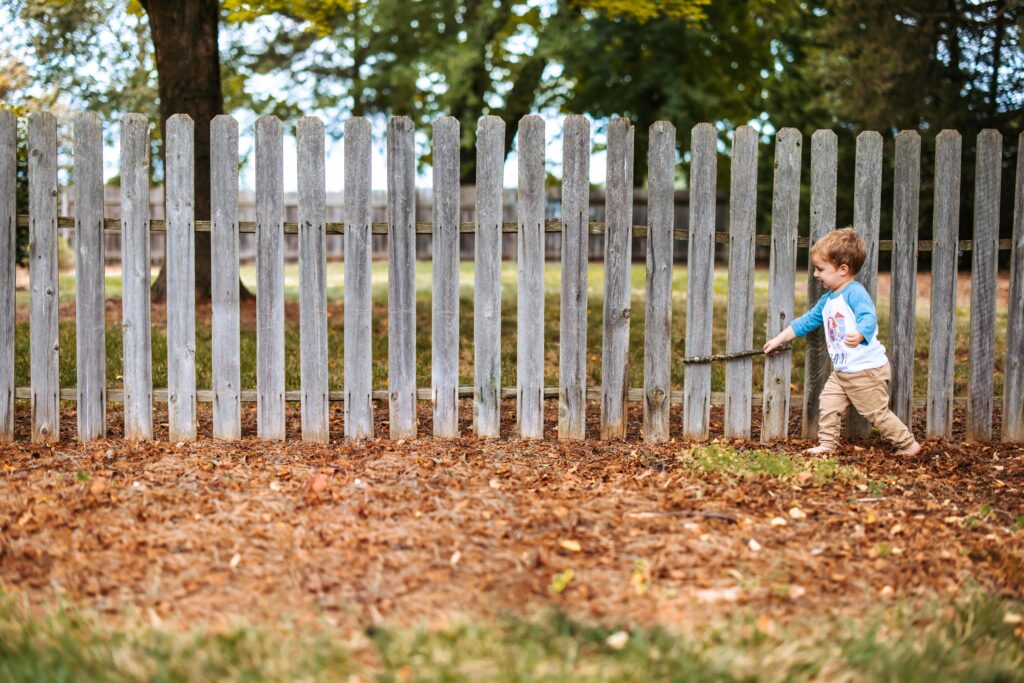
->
(826, 311), (848, 367)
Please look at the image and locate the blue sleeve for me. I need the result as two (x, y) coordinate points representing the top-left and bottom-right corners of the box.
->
(791, 293), (828, 337)
(843, 283), (877, 344)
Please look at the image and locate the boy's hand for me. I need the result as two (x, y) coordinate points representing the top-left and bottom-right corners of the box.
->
(763, 337), (784, 355)
(843, 330), (864, 347)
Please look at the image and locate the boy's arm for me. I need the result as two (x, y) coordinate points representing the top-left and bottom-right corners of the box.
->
(790, 293), (828, 338)
(844, 284), (877, 345)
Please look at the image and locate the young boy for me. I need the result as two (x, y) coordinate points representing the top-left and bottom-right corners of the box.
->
(763, 227), (922, 456)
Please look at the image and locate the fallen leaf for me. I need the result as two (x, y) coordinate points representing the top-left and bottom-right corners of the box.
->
(748, 538), (762, 552)
(89, 477), (107, 495)
(230, 553), (241, 568)
(770, 517), (788, 526)
(606, 631), (630, 649)
(559, 539), (582, 553)
(789, 507), (807, 520)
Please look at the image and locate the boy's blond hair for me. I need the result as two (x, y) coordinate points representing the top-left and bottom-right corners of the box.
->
(810, 227), (866, 274)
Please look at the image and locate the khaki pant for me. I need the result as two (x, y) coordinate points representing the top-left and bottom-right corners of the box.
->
(818, 363), (915, 450)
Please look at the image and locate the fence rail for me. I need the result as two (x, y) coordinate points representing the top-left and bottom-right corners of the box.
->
(2, 110), (1022, 445)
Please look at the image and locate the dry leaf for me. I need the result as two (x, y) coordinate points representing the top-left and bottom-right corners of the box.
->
(606, 631), (629, 649)
(89, 477), (107, 495)
(559, 539), (582, 553)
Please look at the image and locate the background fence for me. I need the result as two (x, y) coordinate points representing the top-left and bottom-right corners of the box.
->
(2, 110), (1022, 445)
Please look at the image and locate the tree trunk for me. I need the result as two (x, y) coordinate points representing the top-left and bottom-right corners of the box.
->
(140, 0), (251, 301)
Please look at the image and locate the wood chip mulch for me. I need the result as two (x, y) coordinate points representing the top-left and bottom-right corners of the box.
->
(1, 401), (1021, 633)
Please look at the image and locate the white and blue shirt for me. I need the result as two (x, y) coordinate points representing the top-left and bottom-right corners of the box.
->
(791, 281), (888, 373)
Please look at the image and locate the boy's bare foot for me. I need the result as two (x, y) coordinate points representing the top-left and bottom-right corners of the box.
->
(803, 445), (835, 454)
(895, 441), (922, 456)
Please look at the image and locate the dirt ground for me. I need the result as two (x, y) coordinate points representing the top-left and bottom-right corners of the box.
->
(1, 401), (1021, 634)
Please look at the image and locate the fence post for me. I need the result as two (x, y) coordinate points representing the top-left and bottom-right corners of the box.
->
(559, 116), (590, 440)
(643, 121), (676, 442)
(926, 131), (961, 439)
(888, 130), (921, 427)
(431, 117), (460, 438)
(297, 117), (329, 443)
(344, 117), (374, 439)
(967, 130), (1002, 441)
(600, 118), (635, 440)
(474, 116), (504, 438)
(0, 111), (14, 441)
(74, 113), (106, 441)
(1005, 132), (1024, 442)
(848, 131), (883, 439)
(120, 113), (152, 441)
(517, 115), (545, 439)
(256, 116), (285, 441)
(682, 123), (717, 440)
(761, 128), (802, 442)
(211, 115), (241, 440)
(801, 129), (837, 438)
(388, 116), (417, 439)
(166, 114), (197, 442)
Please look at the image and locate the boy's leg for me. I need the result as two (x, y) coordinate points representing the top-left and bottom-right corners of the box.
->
(838, 364), (916, 450)
(815, 372), (849, 450)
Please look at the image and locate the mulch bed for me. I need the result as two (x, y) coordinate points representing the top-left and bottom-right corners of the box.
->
(1, 401), (1021, 633)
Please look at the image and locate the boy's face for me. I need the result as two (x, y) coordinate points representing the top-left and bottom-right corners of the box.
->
(811, 255), (852, 291)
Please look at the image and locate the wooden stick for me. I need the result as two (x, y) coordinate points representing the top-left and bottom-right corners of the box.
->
(681, 344), (791, 365)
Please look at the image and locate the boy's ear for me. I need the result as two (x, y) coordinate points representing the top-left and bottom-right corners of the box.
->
(838, 263), (851, 276)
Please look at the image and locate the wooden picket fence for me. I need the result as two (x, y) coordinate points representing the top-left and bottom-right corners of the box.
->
(2, 110), (1023, 445)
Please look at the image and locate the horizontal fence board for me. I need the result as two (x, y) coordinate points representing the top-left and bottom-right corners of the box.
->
(13, 214), (1012, 251)
(14, 385), (977, 409)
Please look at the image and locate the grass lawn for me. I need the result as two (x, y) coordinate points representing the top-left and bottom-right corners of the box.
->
(14, 262), (1007, 398)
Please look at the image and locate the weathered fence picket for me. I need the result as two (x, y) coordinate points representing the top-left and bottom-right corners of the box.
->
(4, 112), (1023, 447)
(1006, 135), (1024, 442)
(888, 130), (921, 427)
(388, 116), (417, 439)
(211, 115), (241, 440)
(642, 121), (676, 442)
(801, 129), (837, 438)
(967, 130), (1002, 441)
(74, 113), (106, 441)
(724, 126), (757, 440)
(600, 118), (635, 440)
(927, 130), (962, 438)
(166, 114), (196, 442)
(29, 113), (60, 443)
(256, 116), (285, 441)
(559, 115), (590, 441)
(0, 111), (14, 442)
(120, 114), (152, 441)
(517, 115), (545, 439)
(475, 116), (504, 438)
(298, 117), (329, 443)
(848, 131), (883, 439)
(682, 123), (717, 440)
(344, 117), (374, 439)
(431, 117), (459, 438)
(761, 128), (802, 442)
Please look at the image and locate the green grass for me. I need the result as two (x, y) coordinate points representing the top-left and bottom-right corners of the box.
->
(677, 443), (863, 486)
(16, 262), (1006, 396)
(1, 592), (1021, 682)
